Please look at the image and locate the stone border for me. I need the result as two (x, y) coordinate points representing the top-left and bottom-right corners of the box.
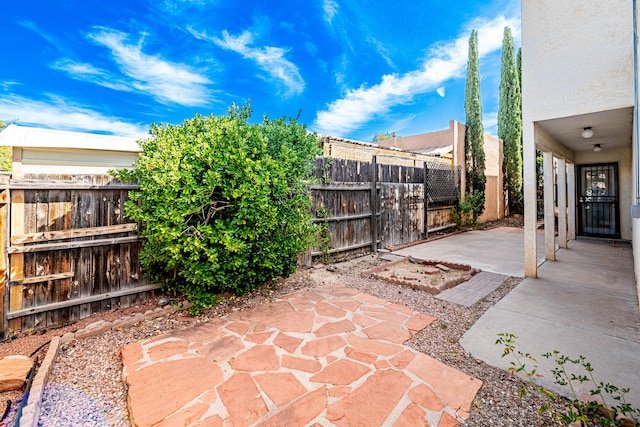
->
(363, 256), (480, 295)
(18, 304), (179, 427)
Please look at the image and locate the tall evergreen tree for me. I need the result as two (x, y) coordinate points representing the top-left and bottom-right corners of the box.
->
(498, 27), (523, 214)
(464, 30), (486, 219)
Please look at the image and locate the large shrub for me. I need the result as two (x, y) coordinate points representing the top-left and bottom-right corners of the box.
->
(117, 103), (319, 311)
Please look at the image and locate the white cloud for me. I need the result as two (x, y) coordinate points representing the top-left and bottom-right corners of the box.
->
(313, 15), (519, 136)
(323, 0), (339, 25)
(85, 27), (212, 106)
(483, 111), (498, 137)
(192, 28), (305, 96)
(51, 59), (132, 92)
(436, 87), (446, 97)
(0, 94), (149, 138)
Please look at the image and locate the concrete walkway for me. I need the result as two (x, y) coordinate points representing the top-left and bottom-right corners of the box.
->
(397, 228), (640, 407)
(121, 284), (482, 427)
(394, 227), (546, 277)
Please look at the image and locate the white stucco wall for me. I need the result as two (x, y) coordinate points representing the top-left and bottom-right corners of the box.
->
(574, 147), (633, 240)
(522, 1), (633, 122)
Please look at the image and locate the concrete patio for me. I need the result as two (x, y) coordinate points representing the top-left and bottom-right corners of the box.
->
(397, 227), (640, 407)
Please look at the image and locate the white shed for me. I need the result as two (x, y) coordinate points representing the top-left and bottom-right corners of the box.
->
(0, 124), (142, 175)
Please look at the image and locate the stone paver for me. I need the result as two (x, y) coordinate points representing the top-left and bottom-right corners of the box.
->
(121, 284), (482, 426)
(436, 271), (509, 307)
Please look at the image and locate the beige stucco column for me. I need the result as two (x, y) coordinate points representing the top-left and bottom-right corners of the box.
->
(523, 122), (538, 277)
(557, 158), (568, 248)
(543, 151), (556, 260)
(567, 162), (576, 240)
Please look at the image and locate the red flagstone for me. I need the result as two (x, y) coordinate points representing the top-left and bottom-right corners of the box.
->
(218, 372), (268, 426)
(120, 342), (143, 366)
(281, 355), (322, 373)
(363, 321), (412, 344)
(254, 373), (307, 407)
(390, 349), (416, 369)
(310, 359), (371, 385)
(122, 284), (483, 426)
(170, 319), (226, 343)
(347, 334), (404, 356)
(386, 302), (415, 315)
(148, 339), (189, 361)
(257, 386), (327, 427)
(352, 313), (378, 327)
(409, 384), (446, 411)
(125, 358), (223, 427)
(196, 335), (245, 363)
(344, 346), (377, 364)
(313, 319), (356, 337)
(360, 309), (407, 324)
(245, 331), (275, 344)
(408, 353), (482, 417)
(439, 412), (460, 427)
(332, 299), (362, 311)
(155, 401), (208, 427)
(273, 333), (303, 353)
(393, 403), (428, 427)
(301, 335), (347, 357)
(230, 345), (280, 371)
(355, 293), (387, 305)
(314, 301), (347, 318)
(406, 313), (437, 333)
(326, 369), (413, 426)
(225, 321), (252, 335)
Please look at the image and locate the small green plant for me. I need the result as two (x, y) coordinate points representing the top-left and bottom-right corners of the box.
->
(496, 332), (640, 426)
(453, 194), (475, 226)
(321, 157), (333, 184)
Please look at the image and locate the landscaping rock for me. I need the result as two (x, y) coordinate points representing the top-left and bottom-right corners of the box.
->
(0, 355), (33, 392)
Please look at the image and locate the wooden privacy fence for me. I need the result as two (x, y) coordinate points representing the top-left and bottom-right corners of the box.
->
(309, 157), (460, 259)
(1, 174), (158, 337)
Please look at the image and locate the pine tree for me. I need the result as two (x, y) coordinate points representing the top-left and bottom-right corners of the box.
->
(464, 30), (486, 220)
(498, 27), (523, 214)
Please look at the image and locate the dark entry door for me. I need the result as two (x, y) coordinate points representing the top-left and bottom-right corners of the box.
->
(577, 163), (620, 238)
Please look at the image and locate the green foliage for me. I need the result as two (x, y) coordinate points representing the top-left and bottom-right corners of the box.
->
(497, 332), (640, 426)
(464, 30), (486, 219)
(498, 27), (523, 215)
(372, 132), (392, 142)
(0, 122), (10, 171)
(115, 103), (320, 312)
(453, 190), (485, 226)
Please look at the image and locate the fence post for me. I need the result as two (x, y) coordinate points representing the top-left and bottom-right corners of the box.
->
(424, 162), (429, 240)
(370, 156), (378, 253)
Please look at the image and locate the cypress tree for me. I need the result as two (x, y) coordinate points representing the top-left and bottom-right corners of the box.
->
(498, 27), (523, 214)
(464, 30), (486, 219)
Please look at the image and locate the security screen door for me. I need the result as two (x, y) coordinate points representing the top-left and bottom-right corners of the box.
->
(577, 163), (620, 238)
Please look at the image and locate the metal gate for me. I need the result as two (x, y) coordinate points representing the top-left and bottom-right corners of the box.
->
(577, 163), (620, 238)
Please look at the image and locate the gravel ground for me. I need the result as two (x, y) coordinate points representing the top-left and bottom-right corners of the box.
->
(1, 215), (575, 426)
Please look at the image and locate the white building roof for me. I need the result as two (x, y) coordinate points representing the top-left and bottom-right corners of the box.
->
(0, 124), (142, 152)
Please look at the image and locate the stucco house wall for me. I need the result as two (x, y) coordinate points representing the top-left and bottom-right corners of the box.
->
(522, 2), (633, 122)
(521, 0), (636, 278)
(378, 120), (504, 222)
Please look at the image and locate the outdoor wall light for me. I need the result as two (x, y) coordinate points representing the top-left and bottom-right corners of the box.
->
(593, 144), (602, 152)
(582, 127), (594, 138)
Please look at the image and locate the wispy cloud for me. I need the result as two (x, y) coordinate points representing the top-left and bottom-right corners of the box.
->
(0, 94), (149, 138)
(18, 20), (70, 54)
(314, 15), (519, 136)
(366, 36), (394, 69)
(483, 111), (498, 136)
(80, 27), (212, 106)
(190, 28), (305, 96)
(323, 0), (339, 25)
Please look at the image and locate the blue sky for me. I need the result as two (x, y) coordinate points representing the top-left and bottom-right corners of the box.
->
(1, 0), (520, 142)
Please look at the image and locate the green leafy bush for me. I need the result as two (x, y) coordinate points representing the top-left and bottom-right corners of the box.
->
(116, 103), (320, 312)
